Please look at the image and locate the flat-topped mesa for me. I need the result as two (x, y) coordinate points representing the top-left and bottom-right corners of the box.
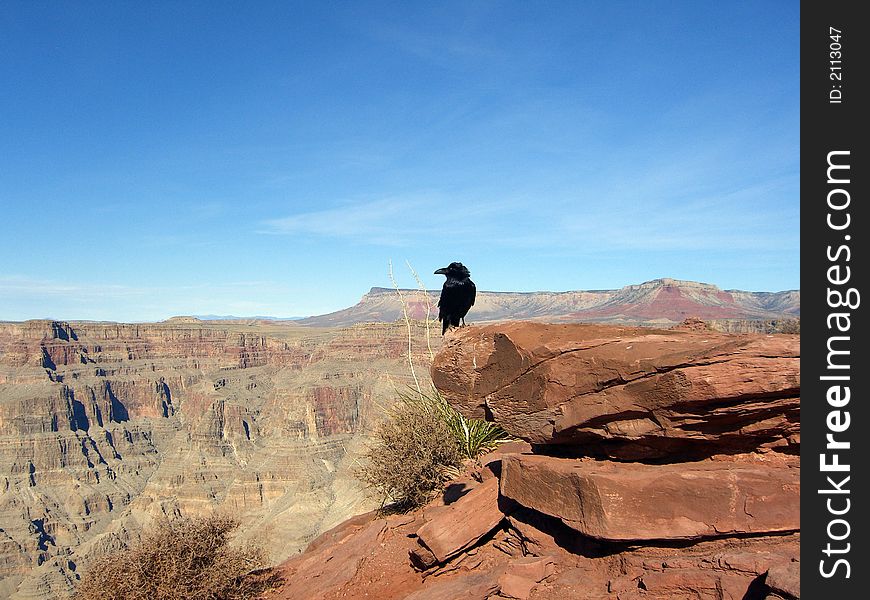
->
(431, 322), (800, 460)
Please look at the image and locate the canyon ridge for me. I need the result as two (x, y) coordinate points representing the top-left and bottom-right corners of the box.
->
(0, 278), (799, 598)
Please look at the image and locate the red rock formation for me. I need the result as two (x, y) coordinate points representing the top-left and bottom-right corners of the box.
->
(432, 322), (799, 459)
(411, 477), (503, 568)
(500, 454), (799, 541)
(270, 322), (801, 599)
(270, 467), (800, 600)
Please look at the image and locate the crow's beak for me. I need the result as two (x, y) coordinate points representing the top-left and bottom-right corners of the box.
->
(434, 267), (448, 275)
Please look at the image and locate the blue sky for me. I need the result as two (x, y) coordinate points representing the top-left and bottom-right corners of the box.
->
(0, 1), (799, 321)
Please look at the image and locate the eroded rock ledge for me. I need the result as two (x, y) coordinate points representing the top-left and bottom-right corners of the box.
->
(271, 322), (800, 600)
(432, 322), (800, 459)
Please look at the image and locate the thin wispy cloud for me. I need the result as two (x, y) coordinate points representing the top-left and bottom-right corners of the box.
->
(259, 194), (515, 246)
(1, 2), (799, 319)
(259, 156), (796, 254)
(366, 17), (501, 67)
(0, 277), (147, 299)
(261, 198), (424, 245)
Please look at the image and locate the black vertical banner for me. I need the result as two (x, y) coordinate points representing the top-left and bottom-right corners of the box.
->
(802, 1), (867, 597)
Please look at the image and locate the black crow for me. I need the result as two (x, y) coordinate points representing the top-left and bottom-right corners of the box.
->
(434, 262), (476, 335)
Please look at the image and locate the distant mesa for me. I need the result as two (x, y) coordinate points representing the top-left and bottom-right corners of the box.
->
(163, 315), (203, 323)
(299, 278), (800, 330)
(163, 315), (304, 324)
(193, 315), (306, 321)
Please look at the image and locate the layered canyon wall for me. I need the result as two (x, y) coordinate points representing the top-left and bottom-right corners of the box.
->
(0, 319), (435, 599)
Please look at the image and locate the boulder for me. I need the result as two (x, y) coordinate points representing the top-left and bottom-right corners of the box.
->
(403, 570), (500, 600)
(765, 561), (800, 599)
(632, 569), (764, 600)
(500, 454), (800, 541)
(432, 323), (799, 457)
(279, 514), (387, 599)
(412, 477), (504, 568)
(497, 556), (556, 599)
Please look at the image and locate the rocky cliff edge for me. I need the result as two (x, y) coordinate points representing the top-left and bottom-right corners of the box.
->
(268, 322), (800, 600)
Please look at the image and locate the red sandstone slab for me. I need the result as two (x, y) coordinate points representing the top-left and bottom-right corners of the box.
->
(500, 454), (800, 541)
(413, 477), (504, 566)
(766, 561), (800, 599)
(404, 570), (501, 600)
(431, 323), (800, 456)
(497, 556), (556, 599)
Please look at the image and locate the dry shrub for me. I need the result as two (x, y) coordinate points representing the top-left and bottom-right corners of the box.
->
(419, 390), (513, 460)
(75, 514), (280, 600)
(357, 395), (463, 511)
(367, 260), (511, 511)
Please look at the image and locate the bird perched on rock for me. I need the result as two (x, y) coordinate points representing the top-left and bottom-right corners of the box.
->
(434, 262), (476, 335)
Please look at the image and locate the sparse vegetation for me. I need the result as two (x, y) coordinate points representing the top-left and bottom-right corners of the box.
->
(356, 262), (513, 512)
(357, 389), (512, 511)
(75, 514), (280, 600)
(409, 389), (512, 461)
(357, 391), (463, 511)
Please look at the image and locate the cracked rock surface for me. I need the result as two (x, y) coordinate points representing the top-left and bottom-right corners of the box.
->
(271, 323), (801, 599)
(432, 322), (800, 459)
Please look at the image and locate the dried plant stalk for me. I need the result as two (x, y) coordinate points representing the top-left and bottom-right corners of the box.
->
(406, 260), (435, 363)
(388, 259), (422, 397)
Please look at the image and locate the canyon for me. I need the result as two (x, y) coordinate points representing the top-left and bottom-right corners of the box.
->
(0, 318), (436, 599)
(0, 277), (800, 598)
